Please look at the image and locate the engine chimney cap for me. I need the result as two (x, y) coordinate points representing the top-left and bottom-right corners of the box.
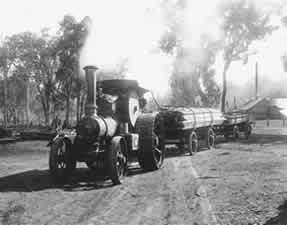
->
(83, 65), (98, 71)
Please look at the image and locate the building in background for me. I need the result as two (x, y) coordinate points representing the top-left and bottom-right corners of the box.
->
(237, 97), (286, 122)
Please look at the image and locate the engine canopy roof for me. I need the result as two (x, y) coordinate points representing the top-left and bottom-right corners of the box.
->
(97, 79), (149, 97)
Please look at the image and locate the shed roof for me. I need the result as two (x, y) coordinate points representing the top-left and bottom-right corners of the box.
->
(239, 97), (268, 112)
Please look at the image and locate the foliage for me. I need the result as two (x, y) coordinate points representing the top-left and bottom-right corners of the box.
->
(219, 0), (276, 112)
(169, 36), (221, 107)
(159, 0), (220, 107)
(2, 31), (60, 125)
(55, 15), (90, 125)
(0, 15), (90, 126)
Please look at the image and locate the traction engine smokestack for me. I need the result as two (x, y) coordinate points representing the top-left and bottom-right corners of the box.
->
(83, 65), (98, 117)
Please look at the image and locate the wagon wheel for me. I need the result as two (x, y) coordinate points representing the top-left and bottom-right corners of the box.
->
(107, 136), (127, 185)
(188, 131), (198, 155)
(206, 128), (215, 149)
(136, 114), (165, 171)
(49, 137), (76, 182)
(233, 125), (240, 141)
(244, 123), (252, 139)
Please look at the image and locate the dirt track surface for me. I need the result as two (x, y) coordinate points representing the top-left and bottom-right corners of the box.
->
(0, 141), (215, 225)
(1, 127), (287, 225)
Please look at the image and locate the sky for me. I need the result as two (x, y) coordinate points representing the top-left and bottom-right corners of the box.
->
(1, 0), (287, 96)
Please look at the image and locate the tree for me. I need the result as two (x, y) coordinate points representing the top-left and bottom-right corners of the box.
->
(0, 41), (17, 126)
(32, 30), (59, 126)
(6, 32), (39, 124)
(55, 15), (90, 126)
(159, 0), (220, 107)
(0, 47), (10, 127)
(219, 0), (275, 112)
(169, 37), (221, 107)
(3, 31), (59, 126)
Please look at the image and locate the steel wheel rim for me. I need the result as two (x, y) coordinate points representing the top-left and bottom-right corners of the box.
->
(233, 127), (239, 139)
(245, 127), (251, 139)
(188, 133), (197, 154)
(209, 132), (215, 147)
(153, 136), (163, 165)
(192, 137), (197, 153)
(116, 146), (125, 178)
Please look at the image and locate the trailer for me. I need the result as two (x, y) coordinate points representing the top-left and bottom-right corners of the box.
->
(158, 107), (252, 154)
(214, 111), (253, 140)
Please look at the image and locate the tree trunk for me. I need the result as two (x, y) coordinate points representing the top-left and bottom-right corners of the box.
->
(37, 84), (52, 126)
(65, 96), (70, 128)
(25, 80), (30, 125)
(80, 94), (85, 119)
(76, 95), (80, 123)
(43, 102), (50, 127)
(44, 96), (51, 127)
(3, 68), (8, 127)
(220, 61), (231, 113)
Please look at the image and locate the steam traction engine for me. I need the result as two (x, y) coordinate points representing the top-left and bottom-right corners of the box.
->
(49, 66), (165, 185)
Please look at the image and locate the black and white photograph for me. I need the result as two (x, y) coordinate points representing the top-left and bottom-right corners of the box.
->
(1, 0), (287, 224)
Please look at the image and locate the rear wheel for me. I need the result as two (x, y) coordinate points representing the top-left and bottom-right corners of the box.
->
(233, 125), (240, 141)
(136, 114), (165, 171)
(107, 136), (127, 185)
(49, 137), (76, 182)
(244, 123), (252, 139)
(206, 128), (215, 149)
(188, 131), (198, 155)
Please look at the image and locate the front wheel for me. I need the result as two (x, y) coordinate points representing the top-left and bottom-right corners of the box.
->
(107, 136), (127, 185)
(49, 137), (76, 182)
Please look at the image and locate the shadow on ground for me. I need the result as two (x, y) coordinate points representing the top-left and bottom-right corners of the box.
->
(216, 133), (287, 146)
(0, 163), (149, 193)
(0, 168), (112, 192)
(264, 200), (287, 225)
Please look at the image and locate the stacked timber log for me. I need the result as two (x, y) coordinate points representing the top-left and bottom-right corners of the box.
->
(159, 107), (226, 130)
(224, 111), (249, 125)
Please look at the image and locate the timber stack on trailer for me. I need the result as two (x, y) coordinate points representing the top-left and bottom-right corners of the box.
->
(158, 107), (225, 154)
(159, 107), (253, 154)
(214, 111), (253, 140)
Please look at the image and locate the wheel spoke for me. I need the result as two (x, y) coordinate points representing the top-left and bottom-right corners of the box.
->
(116, 148), (126, 178)
(153, 147), (162, 162)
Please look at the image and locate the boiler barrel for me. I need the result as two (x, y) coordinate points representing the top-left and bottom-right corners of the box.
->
(76, 116), (118, 142)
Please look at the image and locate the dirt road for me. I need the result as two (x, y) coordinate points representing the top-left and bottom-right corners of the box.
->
(1, 127), (287, 225)
(0, 141), (215, 225)
(193, 127), (287, 225)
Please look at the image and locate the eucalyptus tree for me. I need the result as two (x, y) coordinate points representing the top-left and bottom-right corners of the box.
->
(55, 15), (90, 126)
(219, 0), (275, 112)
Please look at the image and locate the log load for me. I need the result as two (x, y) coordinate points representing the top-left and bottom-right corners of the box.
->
(159, 107), (226, 130)
(224, 111), (250, 125)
